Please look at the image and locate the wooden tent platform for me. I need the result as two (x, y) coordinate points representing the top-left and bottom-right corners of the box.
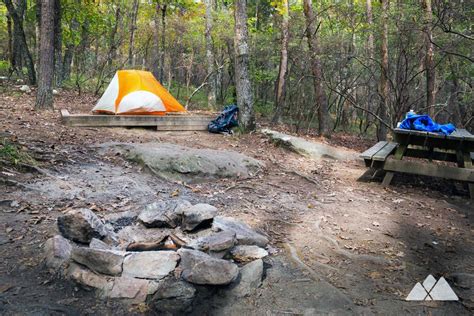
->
(60, 110), (214, 131)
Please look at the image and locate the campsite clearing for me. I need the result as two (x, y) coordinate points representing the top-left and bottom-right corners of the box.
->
(0, 91), (472, 314)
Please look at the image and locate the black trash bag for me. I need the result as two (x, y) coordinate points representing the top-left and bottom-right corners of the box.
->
(208, 105), (239, 134)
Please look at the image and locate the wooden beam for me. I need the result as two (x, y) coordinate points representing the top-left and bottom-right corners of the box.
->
(60, 109), (213, 131)
(383, 159), (474, 183)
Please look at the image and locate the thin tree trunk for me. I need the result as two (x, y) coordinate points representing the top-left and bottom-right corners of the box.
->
(366, 0), (376, 124)
(4, 0), (36, 85)
(303, 0), (329, 136)
(6, 13), (13, 70)
(204, 0), (217, 109)
(53, 0), (62, 87)
(422, 0), (436, 116)
(152, 2), (160, 79)
(107, 6), (121, 68)
(234, 0), (255, 131)
(159, 3), (167, 83)
(36, 0), (55, 110)
(61, 13), (78, 82)
(128, 0), (139, 67)
(377, 0), (389, 140)
(272, 0), (289, 124)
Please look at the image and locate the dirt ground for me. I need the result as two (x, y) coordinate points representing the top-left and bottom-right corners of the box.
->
(1, 88), (472, 315)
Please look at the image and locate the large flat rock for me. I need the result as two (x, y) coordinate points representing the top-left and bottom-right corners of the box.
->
(212, 216), (268, 247)
(122, 251), (179, 279)
(262, 129), (357, 160)
(100, 143), (264, 183)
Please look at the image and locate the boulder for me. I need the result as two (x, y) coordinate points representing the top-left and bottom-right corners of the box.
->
(57, 208), (110, 244)
(116, 224), (171, 244)
(188, 231), (236, 252)
(108, 276), (150, 302)
(230, 245), (268, 263)
(66, 262), (114, 292)
(71, 247), (125, 276)
(43, 235), (72, 270)
(89, 238), (113, 250)
(138, 199), (191, 228)
(122, 251), (179, 279)
(181, 203), (218, 231)
(100, 143), (264, 183)
(178, 249), (239, 285)
(212, 216), (269, 247)
(150, 277), (196, 314)
(227, 259), (263, 297)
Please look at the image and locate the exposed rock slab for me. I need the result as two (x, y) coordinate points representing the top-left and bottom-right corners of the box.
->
(178, 248), (239, 285)
(116, 224), (171, 244)
(89, 238), (112, 250)
(188, 231), (236, 252)
(101, 143), (264, 183)
(57, 208), (110, 244)
(43, 235), (72, 270)
(230, 245), (268, 263)
(122, 251), (179, 279)
(228, 259), (263, 297)
(182, 203), (218, 231)
(138, 199), (191, 228)
(262, 129), (357, 160)
(212, 216), (268, 247)
(151, 277), (196, 314)
(71, 247), (125, 276)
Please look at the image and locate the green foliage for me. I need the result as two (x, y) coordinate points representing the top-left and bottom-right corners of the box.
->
(0, 139), (36, 166)
(0, 60), (9, 75)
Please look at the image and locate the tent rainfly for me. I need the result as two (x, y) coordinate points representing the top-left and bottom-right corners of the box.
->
(92, 70), (186, 115)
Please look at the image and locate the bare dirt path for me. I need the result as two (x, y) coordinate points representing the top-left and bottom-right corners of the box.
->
(1, 90), (472, 315)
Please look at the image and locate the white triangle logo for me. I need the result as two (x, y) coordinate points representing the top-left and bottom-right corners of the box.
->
(406, 275), (458, 301)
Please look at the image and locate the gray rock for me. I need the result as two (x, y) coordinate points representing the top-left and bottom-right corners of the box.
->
(101, 143), (264, 183)
(230, 245), (268, 263)
(116, 224), (171, 244)
(188, 231), (236, 252)
(122, 251), (179, 279)
(57, 208), (110, 244)
(182, 203), (218, 231)
(138, 199), (191, 228)
(178, 248), (239, 285)
(71, 247), (125, 276)
(212, 216), (269, 247)
(151, 276), (196, 314)
(66, 262), (114, 292)
(43, 235), (72, 269)
(228, 259), (263, 297)
(108, 276), (150, 302)
(262, 129), (357, 160)
(89, 238), (112, 250)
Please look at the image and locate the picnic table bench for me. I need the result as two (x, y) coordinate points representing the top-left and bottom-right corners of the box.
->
(361, 128), (474, 199)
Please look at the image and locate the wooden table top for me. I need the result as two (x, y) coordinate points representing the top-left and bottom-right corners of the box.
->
(393, 128), (474, 141)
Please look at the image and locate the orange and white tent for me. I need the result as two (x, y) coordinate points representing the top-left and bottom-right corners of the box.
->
(92, 70), (186, 115)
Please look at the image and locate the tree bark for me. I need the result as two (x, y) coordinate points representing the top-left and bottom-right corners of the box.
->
(61, 11), (79, 82)
(159, 3), (167, 83)
(204, 0), (217, 109)
(128, 0), (139, 67)
(422, 0), (436, 116)
(234, 0), (255, 131)
(4, 0), (36, 85)
(36, 0), (55, 110)
(377, 0), (389, 140)
(366, 0), (376, 122)
(272, 0), (289, 124)
(53, 0), (62, 87)
(151, 2), (160, 79)
(303, 0), (329, 136)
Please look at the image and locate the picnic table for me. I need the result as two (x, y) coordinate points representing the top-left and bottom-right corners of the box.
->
(361, 128), (474, 199)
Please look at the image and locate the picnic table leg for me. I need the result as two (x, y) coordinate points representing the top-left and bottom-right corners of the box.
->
(462, 152), (474, 199)
(382, 143), (407, 187)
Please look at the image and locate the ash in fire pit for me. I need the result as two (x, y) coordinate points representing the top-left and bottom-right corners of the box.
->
(44, 199), (270, 313)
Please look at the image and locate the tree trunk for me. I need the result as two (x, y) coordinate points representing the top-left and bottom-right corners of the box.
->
(204, 0), (217, 109)
(128, 0), (139, 67)
(365, 0), (376, 124)
(53, 0), (62, 87)
(422, 0), (436, 116)
(61, 12), (79, 82)
(159, 3), (167, 83)
(303, 0), (329, 136)
(272, 0), (289, 124)
(4, 0), (36, 85)
(36, 0), (55, 110)
(6, 13), (13, 70)
(234, 0), (255, 131)
(151, 2), (160, 79)
(377, 0), (389, 140)
(106, 6), (121, 68)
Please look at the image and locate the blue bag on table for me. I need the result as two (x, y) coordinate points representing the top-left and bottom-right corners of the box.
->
(399, 112), (456, 135)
